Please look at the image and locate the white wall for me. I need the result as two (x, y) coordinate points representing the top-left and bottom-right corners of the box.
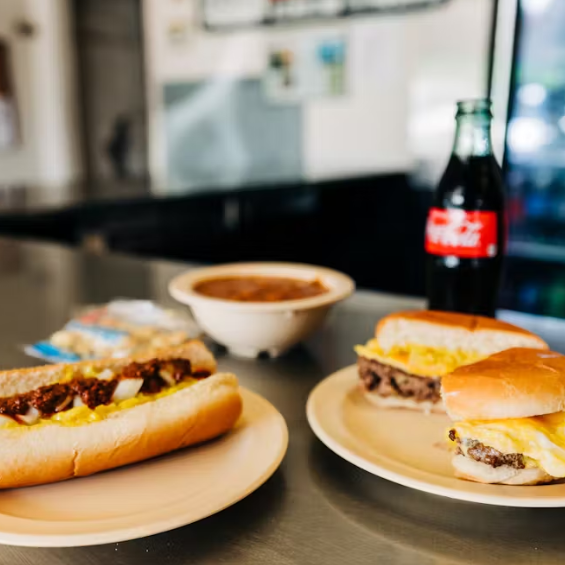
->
(303, 18), (411, 181)
(407, 0), (494, 186)
(143, 0), (493, 191)
(0, 0), (82, 194)
(0, 0), (33, 185)
(143, 0), (267, 190)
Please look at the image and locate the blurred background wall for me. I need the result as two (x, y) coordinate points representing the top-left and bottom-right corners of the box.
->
(0, 0), (81, 195)
(144, 0), (492, 193)
(73, 0), (148, 191)
(0, 0), (494, 195)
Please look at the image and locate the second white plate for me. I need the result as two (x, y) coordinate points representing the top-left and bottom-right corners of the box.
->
(307, 365), (565, 507)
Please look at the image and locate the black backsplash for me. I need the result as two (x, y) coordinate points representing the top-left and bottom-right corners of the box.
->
(2, 173), (565, 314)
(0, 175), (430, 297)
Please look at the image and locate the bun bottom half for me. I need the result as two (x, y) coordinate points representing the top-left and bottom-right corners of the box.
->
(452, 454), (555, 486)
(0, 373), (242, 489)
(363, 391), (445, 414)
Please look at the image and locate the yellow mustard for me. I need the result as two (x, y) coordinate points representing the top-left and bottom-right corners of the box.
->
(6, 378), (198, 429)
(355, 340), (483, 377)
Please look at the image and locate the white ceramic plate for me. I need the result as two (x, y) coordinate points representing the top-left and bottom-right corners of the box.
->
(307, 365), (565, 507)
(0, 388), (288, 547)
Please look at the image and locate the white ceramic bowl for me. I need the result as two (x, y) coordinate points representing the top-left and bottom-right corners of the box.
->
(168, 262), (355, 358)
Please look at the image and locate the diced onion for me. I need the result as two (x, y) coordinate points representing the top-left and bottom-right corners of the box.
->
(97, 369), (114, 381)
(19, 407), (40, 425)
(73, 395), (85, 408)
(0, 415), (13, 428)
(159, 369), (176, 387)
(112, 378), (143, 403)
(56, 395), (73, 412)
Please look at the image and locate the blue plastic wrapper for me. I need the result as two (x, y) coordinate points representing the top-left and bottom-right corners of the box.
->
(24, 342), (82, 364)
(25, 300), (201, 363)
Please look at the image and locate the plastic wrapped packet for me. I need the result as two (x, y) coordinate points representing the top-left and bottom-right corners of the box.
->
(25, 299), (201, 363)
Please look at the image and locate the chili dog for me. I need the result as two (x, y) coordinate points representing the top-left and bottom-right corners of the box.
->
(0, 340), (241, 489)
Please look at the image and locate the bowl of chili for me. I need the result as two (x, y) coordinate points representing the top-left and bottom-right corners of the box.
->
(169, 263), (355, 358)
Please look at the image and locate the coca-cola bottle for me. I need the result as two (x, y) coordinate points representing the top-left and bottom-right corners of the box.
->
(425, 99), (505, 317)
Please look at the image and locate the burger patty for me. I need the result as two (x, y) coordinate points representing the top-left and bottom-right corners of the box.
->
(449, 430), (525, 469)
(358, 356), (441, 403)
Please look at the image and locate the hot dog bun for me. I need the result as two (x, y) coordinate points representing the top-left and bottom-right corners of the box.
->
(0, 341), (242, 489)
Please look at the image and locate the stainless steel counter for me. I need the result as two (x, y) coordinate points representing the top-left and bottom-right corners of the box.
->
(0, 237), (564, 564)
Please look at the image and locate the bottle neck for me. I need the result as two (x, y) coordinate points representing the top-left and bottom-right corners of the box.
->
(452, 115), (493, 158)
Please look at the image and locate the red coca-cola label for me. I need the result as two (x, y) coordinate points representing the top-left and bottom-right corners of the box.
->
(425, 208), (498, 258)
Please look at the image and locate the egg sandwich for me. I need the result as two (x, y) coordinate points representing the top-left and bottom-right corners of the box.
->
(444, 348), (565, 485)
(355, 310), (548, 413)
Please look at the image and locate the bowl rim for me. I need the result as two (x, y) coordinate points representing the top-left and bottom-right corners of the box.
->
(168, 262), (356, 312)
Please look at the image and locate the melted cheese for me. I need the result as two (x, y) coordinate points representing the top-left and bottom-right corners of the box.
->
(4, 378), (198, 429)
(454, 412), (565, 478)
(355, 339), (483, 377)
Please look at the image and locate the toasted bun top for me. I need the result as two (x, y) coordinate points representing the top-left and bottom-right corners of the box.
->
(0, 340), (217, 397)
(375, 310), (548, 356)
(442, 348), (565, 421)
